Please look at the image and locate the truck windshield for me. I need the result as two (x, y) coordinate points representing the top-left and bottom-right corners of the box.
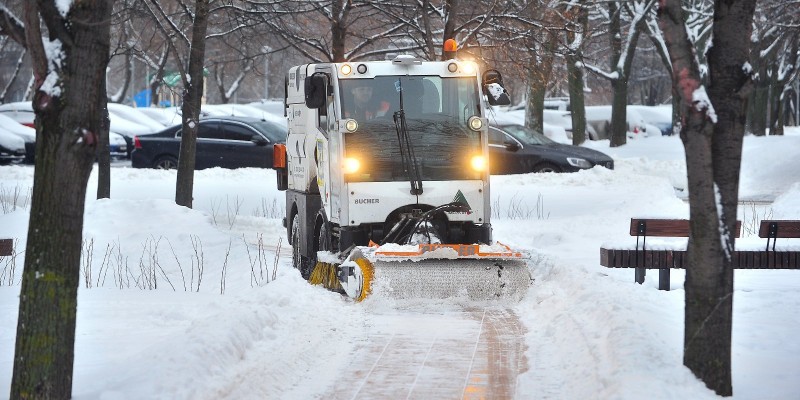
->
(340, 76), (483, 182)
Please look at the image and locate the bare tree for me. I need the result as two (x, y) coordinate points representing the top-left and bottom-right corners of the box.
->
(747, 0), (800, 136)
(659, 0), (757, 395)
(585, 0), (656, 147)
(563, 1), (590, 144)
(1, 1), (113, 398)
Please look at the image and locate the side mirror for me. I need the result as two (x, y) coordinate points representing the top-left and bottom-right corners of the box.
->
(305, 75), (327, 109)
(251, 134), (268, 146)
(504, 141), (520, 152)
(482, 69), (511, 106)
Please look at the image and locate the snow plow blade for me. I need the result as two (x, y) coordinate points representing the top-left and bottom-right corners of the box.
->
(329, 243), (530, 302)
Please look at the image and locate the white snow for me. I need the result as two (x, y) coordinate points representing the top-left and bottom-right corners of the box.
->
(692, 86), (718, 123)
(55, 0), (73, 17)
(0, 127), (799, 399)
(40, 39), (65, 97)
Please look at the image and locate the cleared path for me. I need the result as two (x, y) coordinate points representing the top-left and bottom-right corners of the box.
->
(326, 306), (527, 399)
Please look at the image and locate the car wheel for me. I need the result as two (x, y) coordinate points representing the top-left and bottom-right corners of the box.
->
(533, 162), (561, 173)
(153, 155), (178, 170)
(291, 216), (313, 280)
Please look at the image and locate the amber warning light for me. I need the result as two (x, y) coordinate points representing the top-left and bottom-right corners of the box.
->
(443, 39), (458, 60)
(273, 143), (286, 168)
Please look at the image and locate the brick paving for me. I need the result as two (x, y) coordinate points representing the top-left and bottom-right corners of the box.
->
(328, 307), (528, 400)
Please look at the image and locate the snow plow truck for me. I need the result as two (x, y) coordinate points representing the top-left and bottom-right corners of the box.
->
(274, 46), (530, 302)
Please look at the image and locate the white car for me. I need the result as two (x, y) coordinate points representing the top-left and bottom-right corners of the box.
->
(0, 102), (130, 160)
(107, 103), (166, 132)
(584, 106), (653, 140)
(0, 101), (36, 128)
(136, 107), (183, 127)
(629, 105), (673, 136)
(0, 114), (36, 162)
(488, 108), (569, 142)
(0, 125), (26, 164)
(202, 104), (288, 126)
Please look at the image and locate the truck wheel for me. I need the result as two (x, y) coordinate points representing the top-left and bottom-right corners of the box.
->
(291, 216), (313, 279)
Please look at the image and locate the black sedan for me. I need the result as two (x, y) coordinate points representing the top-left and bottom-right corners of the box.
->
(131, 116), (286, 169)
(489, 124), (614, 174)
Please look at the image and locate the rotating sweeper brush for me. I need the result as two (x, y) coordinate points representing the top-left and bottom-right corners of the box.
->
(331, 244), (529, 302)
(308, 204), (530, 302)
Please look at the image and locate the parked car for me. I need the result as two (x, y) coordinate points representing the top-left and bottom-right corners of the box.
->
(136, 107), (183, 127)
(0, 114), (36, 162)
(109, 114), (154, 158)
(0, 101), (36, 128)
(131, 116), (287, 169)
(488, 108), (569, 141)
(584, 106), (657, 140)
(0, 125), (26, 165)
(489, 124), (614, 174)
(108, 132), (129, 159)
(107, 103), (167, 132)
(202, 104), (288, 127)
(0, 106), (127, 161)
(628, 105), (673, 136)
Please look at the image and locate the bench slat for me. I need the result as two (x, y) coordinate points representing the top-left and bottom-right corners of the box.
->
(600, 248), (800, 270)
(758, 220), (800, 238)
(629, 219), (742, 237)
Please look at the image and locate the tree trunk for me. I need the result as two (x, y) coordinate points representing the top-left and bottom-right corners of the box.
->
(525, 67), (546, 133)
(659, 0), (756, 395)
(11, 1), (112, 398)
(768, 81), (783, 136)
(671, 86), (681, 136)
(610, 77), (629, 147)
(331, 0), (347, 62)
(748, 82), (768, 135)
(175, 0), (210, 208)
(97, 78), (111, 199)
(525, 35), (557, 134)
(567, 56), (587, 144)
(565, 3), (588, 144)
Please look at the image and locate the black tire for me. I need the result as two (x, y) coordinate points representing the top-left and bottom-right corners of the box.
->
(533, 162), (561, 173)
(291, 216), (313, 279)
(153, 155), (178, 170)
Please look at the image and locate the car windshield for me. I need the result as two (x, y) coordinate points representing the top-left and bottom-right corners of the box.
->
(501, 125), (555, 145)
(340, 76), (483, 182)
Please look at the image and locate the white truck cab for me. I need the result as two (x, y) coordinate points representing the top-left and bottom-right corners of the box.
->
(276, 55), (511, 277)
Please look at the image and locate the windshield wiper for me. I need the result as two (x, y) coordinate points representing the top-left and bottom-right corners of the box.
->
(393, 81), (423, 195)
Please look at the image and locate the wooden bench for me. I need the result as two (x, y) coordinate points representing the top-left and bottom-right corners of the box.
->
(600, 219), (800, 290)
(0, 239), (12, 257)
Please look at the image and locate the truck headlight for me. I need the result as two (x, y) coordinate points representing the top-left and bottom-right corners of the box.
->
(468, 116), (484, 131)
(470, 155), (487, 171)
(343, 157), (361, 174)
(566, 157), (592, 169)
(344, 119), (358, 132)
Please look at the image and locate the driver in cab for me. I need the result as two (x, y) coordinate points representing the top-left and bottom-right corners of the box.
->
(345, 81), (390, 121)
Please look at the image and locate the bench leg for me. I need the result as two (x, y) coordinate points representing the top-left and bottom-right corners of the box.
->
(658, 269), (670, 291)
(635, 267), (645, 284)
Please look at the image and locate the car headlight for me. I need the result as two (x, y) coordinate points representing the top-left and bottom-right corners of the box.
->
(566, 157), (592, 169)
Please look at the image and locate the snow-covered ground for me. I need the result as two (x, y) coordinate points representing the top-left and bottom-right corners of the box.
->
(1, 128), (799, 399)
